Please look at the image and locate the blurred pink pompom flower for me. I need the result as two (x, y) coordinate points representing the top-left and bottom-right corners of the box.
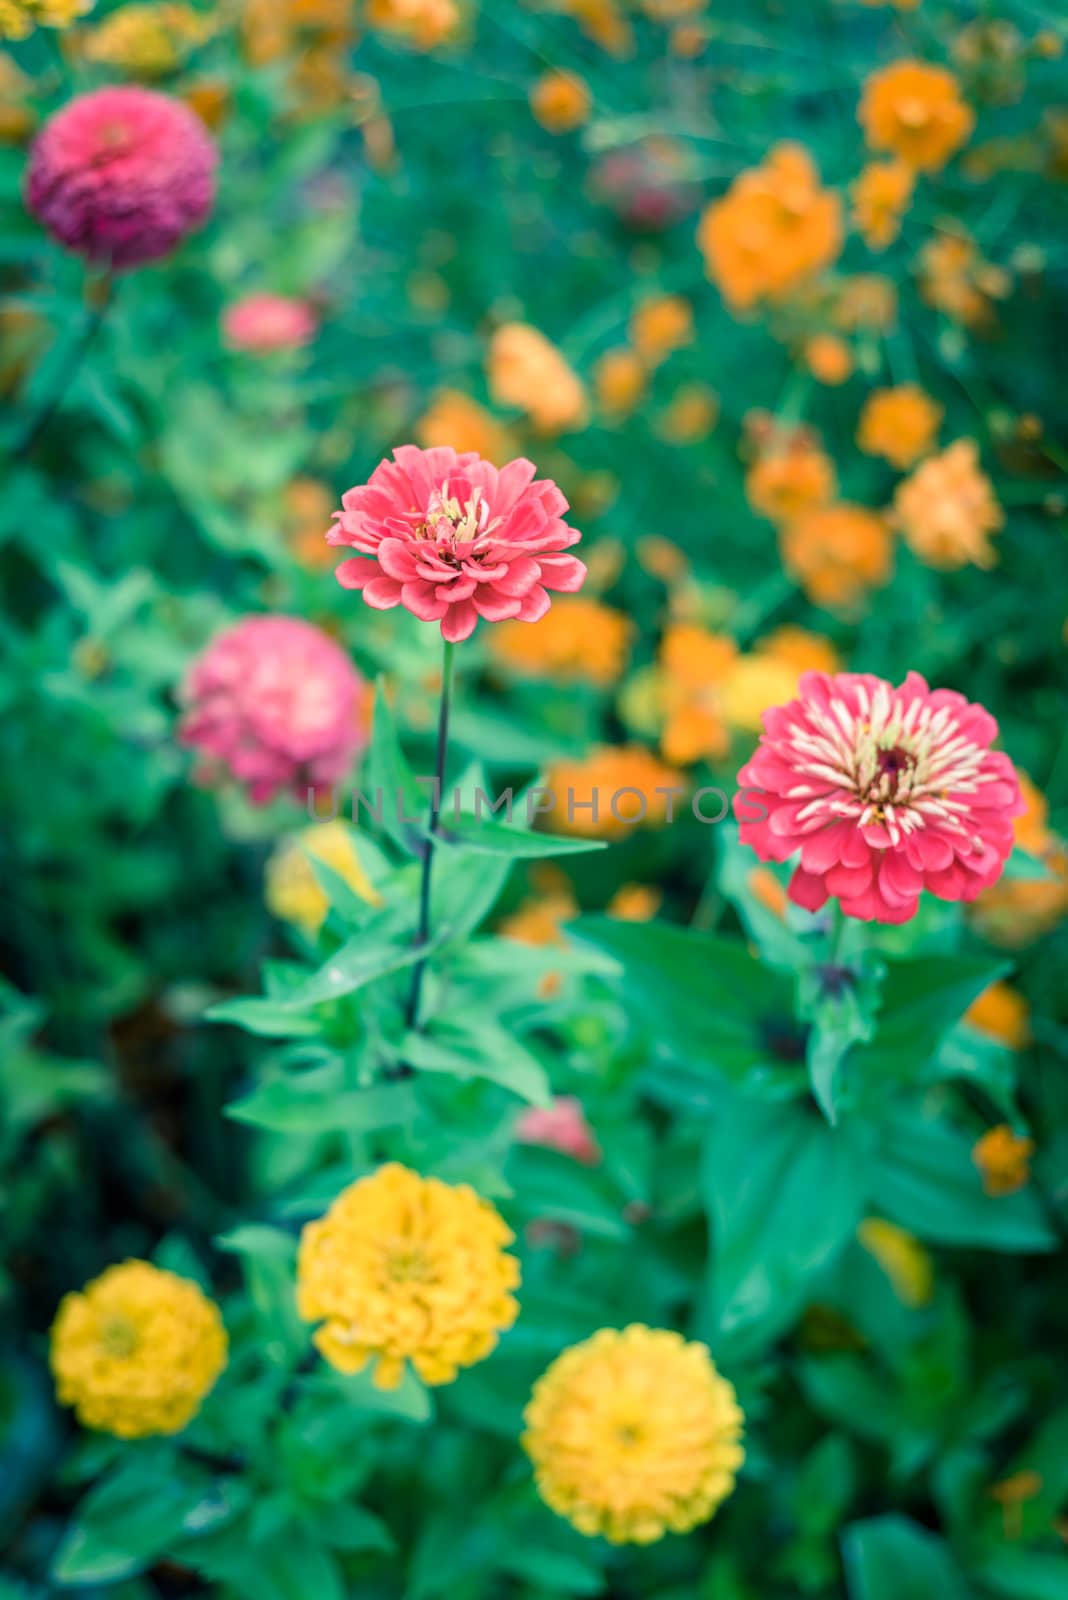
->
(179, 616), (368, 805)
(25, 85), (217, 270)
(327, 445), (586, 643)
(735, 670), (1022, 924)
(221, 293), (318, 353)
(516, 1096), (601, 1165)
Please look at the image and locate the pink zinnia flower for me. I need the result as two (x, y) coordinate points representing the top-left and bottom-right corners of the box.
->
(25, 86), (217, 270)
(516, 1096), (601, 1165)
(222, 293), (318, 354)
(179, 616), (367, 805)
(328, 445), (586, 643)
(735, 671), (1023, 924)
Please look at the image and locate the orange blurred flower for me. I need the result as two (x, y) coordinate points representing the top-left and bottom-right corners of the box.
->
(637, 534), (690, 583)
(755, 624), (839, 677)
(851, 159), (915, 249)
(697, 143), (843, 311)
(490, 596), (631, 686)
(779, 504), (893, 610)
(530, 69), (592, 132)
(366, 0), (459, 49)
(563, 0), (633, 57)
(918, 228), (1010, 327)
(545, 746), (686, 837)
(972, 1125), (1034, 1196)
(857, 384), (943, 469)
(283, 477), (336, 569)
(657, 383), (719, 443)
(607, 883), (663, 921)
(859, 60), (974, 172)
(973, 774), (1068, 946)
(833, 274), (898, 331)
(415, 389), (514, 465)
(803, 334), (853, 385)
(594, 347), (647, 417)
(488, 322), (589, 435)
(499, 889), (578, 946)
(629, 294), (694, 365)
(0, 53), (34, 144)
(746, 438), (837, 525)
(892, 439), (1003, 568)
(966, 982), (1031, 1050)
(748, 866), (788, 919)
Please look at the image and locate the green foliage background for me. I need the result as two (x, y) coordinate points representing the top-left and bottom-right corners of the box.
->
(2, 1), (1068, 1597)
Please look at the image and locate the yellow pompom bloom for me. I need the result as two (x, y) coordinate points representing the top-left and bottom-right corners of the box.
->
(721, 654), (805, 734)
(297, 1164), (520, 1389)
(857, 1218), (934, 1307)
(523, 1325), (744, 1545)
(50, 1261), (227, 1439)
(857, 384), (942, 469)
(80, 4), (211, 76)
(488, 323), (589, 435)
(265, 821), (381, 937)
(859, 60), (974, 173)
(1, 0), (91, 40)
(529, 69), (592, 133)
(629, 294), (694, 365)
(891, 439), (1003, 569)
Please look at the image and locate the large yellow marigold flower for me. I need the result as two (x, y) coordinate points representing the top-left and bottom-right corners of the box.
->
(50, 1261), (227, 1439)
(859, 60), (974, 173)
(697, 143), (842, 311)
(488, 322), (589, 435)
(79, 4), (211, 77)
(857, 383), (942, 469)
(297, 1164), (520, 1389)
(891, 438), (1003, 568)
(265, 821), (381, 936)
(523, 1325), (744, 1544)
(1, 0), (91, 39)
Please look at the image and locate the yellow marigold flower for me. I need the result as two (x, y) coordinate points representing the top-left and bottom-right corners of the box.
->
(972, 775), (1068, 946)
(297, 1164), (520, 1389)
(629, 294), (694, 365)
(721, 654), (805, 734)
(780, 503), (893, 611)
(803, 334), (853, 386)
(697, 143), (843, 311)
(891, 439), (1003, 569)
(859, 60), (975, 173)
(529, 69), (592, 133)
(545, 746), (685, 838)
(0, 0), (90, 39)
(79, 4), (210, 76)
(857, 384), (942, 469)
(50, 1261), (227, 1439)
(607, 882), (663, 921)
(746, 441), (837, 526)
(918, 228), (1010, 328)
(857, 1218), (934, 1307)
(972, 1125), (1034, 1197)
(265, 822), (381, 937)
(594, 346), (647, 417)
(657, 382), (719, 443)
(852, 159), (915, 250)
(366, 0), (459, 49)
(488, 322), (589, 435)
(490, 595), (631, 686)
(756, 624), (839, 676)
(415, 389), (514, 465)
(966, 981), (1032, 1049)
(523, 1325), (744, 1544)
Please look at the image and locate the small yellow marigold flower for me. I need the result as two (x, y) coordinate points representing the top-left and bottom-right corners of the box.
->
(50, 1260), (227, 1439)
(545, 746), (686, 837)
(297, 1163), (520, 1389)
(523, 1325), (744, 1544)
(721, 654), (805, 733)
(857, 384), (942, 469)
(851, 159), (915, 250)
(1, 0), (91, 40)
(488, 322), (589, 435)
(629, 294), (694, 365)
(756, 624), (839, 677)
(490, 595), (632, 686)
(80, 4), (210, 77)
(972, 1125), (1035, 1196)
(780, 503), (894, 611)
(859, 59), (975, 173)
(657, 382), (719, 443)
(607, 882), (663, 921)
(265, 821), (381, 937)
(857, 1218), (934, 1307)
(415, 389), (514, 465)
(529, 69), (592, 133)
(892, 439), (1003, 569)
(594, 346), (647, 417)
(966, 981), (1032, 1049)
(366, 0), (459, 50)
(746, 442), (837, 526)
(803, 333), (854, 386)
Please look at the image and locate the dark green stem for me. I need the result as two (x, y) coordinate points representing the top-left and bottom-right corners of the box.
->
(13, 277), (114, 461)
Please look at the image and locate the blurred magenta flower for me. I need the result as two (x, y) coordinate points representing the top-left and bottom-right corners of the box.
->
(735, 671), (1022, 924)
(179, 616), (367, 805)
(221, 293), (318, 353)
(516, 1097), (601, 1165)
(25, 85), (217, 270)
(328, 445), (586, 643)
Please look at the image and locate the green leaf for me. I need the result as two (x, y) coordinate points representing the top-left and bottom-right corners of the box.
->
(227, 1074), (420, 1135)
(703, 1098), (869, 1339)
(842, 1515), (973, 1600)
(52, 1465), (244, 1586)
(402, 1020), (552, 1107)
(438, 815), (607, 859)
(851, 954), (1010, 1083)
(205, 998), (322, 1038)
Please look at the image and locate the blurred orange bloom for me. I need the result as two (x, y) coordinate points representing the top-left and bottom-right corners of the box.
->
(415, 389), (514, 465)
(366, 0), (459, 49)
(594, 347), (647, 417)
(545, 746), (686, 837)
(530, 70), (592, 132)
(488, 323), (589, 435)
(972, 1125), (1034, 1196)
(859, 60), (974, 172)
(697, 143), (843, 310)
(637, 534), (690, 583)
(490, 596), (632, 686)
(563, 0), (633, 57)
(973, 774), (1068, 946)
(891, 439), (1003, 568)
(966, 982), (1032, 1050)
(283, 477), (336, 569)
(779, 504), (893, 610)
(857, 384), (942, 469)
(804, 334), (853, 385)
(657, 624), (737, 764)
(833, 274), (898, 331)
(851, 159), (915, 249)
(607, 883), (663, 921)
(629, 294), (695, 364)
(756, 625), (839, 677)
(746, 439), (837, 525)
(657, 383), (719, 443)
(918, 228), (1010, 327)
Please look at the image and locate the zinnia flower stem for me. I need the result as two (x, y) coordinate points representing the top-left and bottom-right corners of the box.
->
(14, 275), (114, 461)
(405, 638), (456, 1033)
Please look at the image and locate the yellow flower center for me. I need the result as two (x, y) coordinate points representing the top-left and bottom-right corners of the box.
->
(99, 1314), (138, 1359)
